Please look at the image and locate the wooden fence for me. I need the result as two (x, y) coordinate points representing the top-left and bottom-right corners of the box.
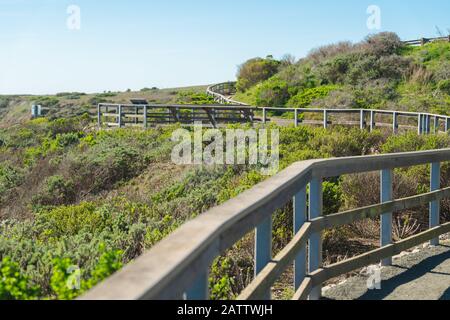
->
(81, 148), (450, 300)
(403, 36), (450, 46)
(206, 82), (249, 106)
(97, 103), (256, 128)
(262, 107), (450, 135)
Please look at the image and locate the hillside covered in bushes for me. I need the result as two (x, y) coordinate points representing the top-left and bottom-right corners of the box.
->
(234, 33), (450, 115)
(0, 32), (450, 300)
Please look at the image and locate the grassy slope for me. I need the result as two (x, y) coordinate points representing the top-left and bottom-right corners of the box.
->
(0, 85), (208, 127)
(234, 40), (450, 114)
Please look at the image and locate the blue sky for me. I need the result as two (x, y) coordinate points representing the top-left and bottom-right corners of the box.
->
(1, 0), (449, 94)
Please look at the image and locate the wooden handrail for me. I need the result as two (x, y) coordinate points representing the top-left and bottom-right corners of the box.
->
(81, 149), (450, 300)
(238, 187), (450, 300)
(294, 222), (450, 300)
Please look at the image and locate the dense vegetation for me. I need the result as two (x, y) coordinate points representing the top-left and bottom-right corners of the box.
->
(235, 33), (450, 115)
(0, 32), (449, 300)
(1, 114), (450, 299)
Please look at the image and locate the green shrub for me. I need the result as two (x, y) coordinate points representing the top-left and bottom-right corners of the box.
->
(32, 175), (76, 207)
(255, 77), (290, 107)
(50, 245), (123, 300)
(36, 202), (103, 238)
(34, 96), (59, 108)
(438, 80), (450, 95)
(0, 257), (40, 300)
(237, 57), (281, 92)
(0, 163), (23, 197)
(176, 91), (215, 105)
(287, 85), (339, 108)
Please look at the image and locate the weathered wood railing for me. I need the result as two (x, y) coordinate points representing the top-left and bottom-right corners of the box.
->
(207, 82), (249, 106)
(81, 149), (450, 300)
(97, 103), (256, 128)
(98, 102), (450, 136)
(262, 107), (450, 135)
(403, 36), (450, 46)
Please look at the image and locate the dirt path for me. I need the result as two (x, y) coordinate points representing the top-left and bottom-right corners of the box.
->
(323, 241), (450, 300)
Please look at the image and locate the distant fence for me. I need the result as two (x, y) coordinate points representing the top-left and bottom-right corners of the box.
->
(97, 103), (256, 128)
(207, 82), (249, 106)
(403, 36), (450, 46)
(261, 107), (450, 135)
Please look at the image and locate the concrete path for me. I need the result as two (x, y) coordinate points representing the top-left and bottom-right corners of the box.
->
(323, 241), (450, 300)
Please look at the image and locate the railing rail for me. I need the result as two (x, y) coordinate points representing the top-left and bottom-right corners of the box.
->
(403, 36), (450, 46)
(261, 107), (450, 135)
(97, 103), (257, 128)
(81, 149), (450, 300)
(206, 82), (249, 106)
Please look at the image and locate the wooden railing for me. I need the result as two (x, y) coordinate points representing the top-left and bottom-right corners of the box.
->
(206, 82), (249, 106)
(97, 103), (256, 128)
(261, 107), (450, 135)
(81, 148), (450, 300)
(403, 36), (450, 46)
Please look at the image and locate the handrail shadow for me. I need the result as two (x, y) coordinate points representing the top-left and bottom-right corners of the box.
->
(357, 246), (450, 300)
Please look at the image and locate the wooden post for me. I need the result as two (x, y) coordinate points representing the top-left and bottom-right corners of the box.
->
(143, 105), (148, 129)
(418, 114), (423, 135)
(135, 106), (138, 125)
(97, 104), (101, 128)
(118, 105), (122, 128)
(446, 118), (450, 133)
(323, 110), (328, 129)
(360, 110), (365, 130)
(430, 162), (440, 246)
(370, 111), (375, 132)
(294, 109), (299, 128)
(381, 169), (393, 266)
(393, 112), (398, 134)
(262, 108), (267, 124)
(255, 216), (272, 299)
(426, 115), (431, 134)
(433, 117), (439, 134)
(293, 187), (307, 290)
(185, 270), (209, 300)
(309, 178), (323, 300)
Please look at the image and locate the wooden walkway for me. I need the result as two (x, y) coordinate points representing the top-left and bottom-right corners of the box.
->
(86, 71), (450, 300)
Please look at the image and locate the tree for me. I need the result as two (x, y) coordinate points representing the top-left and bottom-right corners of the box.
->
(236, 57), (281, 92)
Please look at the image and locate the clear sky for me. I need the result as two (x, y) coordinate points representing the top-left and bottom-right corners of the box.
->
(1, 0), (449, 94)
